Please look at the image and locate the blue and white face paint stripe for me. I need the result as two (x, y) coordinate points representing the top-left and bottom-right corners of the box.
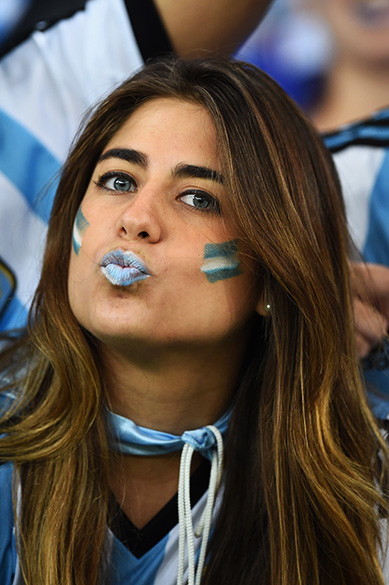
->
(201, 239), (242, 283)
(72, 207), (90, 255)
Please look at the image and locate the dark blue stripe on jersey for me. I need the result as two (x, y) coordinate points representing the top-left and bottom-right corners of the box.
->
(324, 124), (389, 153)
(323, 108), (389, 153)
(372, 109), (389, 122)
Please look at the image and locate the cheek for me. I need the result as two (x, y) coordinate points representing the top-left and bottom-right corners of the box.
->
(200, 239), (242, 284)
(72, 206), (90, 255)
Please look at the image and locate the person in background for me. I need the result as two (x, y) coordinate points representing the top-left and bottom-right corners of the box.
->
(307, 0), (389, 416)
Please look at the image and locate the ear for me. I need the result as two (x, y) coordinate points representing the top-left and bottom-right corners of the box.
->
(255, 295), (271, 317)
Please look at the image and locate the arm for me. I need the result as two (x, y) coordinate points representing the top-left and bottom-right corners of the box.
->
(154, 0), (273, 56)
(351, 263), (389, 358)
(1, 0), (273, 60)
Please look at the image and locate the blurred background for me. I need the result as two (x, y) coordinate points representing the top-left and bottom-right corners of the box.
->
(236, 0), (389, 131)
(2, 0), (388, 132)
(236, 0), (332, 112)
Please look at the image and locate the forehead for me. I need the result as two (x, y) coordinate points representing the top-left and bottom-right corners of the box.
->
(103, 97), (220, 166)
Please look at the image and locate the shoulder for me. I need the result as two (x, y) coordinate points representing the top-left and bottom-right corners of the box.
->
(0, 462), (17, 585)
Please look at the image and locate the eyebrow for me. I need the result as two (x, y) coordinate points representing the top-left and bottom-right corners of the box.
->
(98, 148), (148, 168)
(173, 163), (224, 185)
(97, 148), (224, 184)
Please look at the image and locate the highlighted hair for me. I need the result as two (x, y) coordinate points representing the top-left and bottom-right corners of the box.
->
(0, 57), (388, 584)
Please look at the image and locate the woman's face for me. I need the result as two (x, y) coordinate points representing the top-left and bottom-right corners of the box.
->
(68, 98), (260, 352)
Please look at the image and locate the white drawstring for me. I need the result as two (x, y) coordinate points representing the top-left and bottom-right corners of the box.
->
(176, 425), (224, 585)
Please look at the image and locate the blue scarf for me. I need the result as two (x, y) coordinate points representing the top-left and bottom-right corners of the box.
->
(106, 407), (231, 460)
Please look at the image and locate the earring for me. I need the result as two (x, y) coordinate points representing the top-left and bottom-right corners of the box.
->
(265, 303), (271, 314)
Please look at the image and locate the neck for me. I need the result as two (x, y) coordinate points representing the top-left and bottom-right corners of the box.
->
(312, 55), (389, 132)
(101, 336), (247, 528)
(100, 333), (249, 435)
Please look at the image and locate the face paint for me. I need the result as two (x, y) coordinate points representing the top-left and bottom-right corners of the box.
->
(201, 239), (242, 283)
(100, 249), (151, 287)
(72, 207), (90, 255)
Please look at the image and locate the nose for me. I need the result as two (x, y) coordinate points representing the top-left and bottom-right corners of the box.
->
(117, 188), (163, 243)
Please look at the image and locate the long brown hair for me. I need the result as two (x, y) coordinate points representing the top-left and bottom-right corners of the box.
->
(0, 57), (387, 584)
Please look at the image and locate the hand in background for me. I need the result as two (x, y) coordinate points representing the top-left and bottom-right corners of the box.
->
(351, 263), (389, 359)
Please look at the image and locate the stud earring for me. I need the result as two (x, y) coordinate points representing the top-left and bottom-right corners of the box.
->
(265, 303), (271, 314)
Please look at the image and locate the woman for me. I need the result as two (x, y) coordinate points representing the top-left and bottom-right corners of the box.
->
(0, 57), (387, 585)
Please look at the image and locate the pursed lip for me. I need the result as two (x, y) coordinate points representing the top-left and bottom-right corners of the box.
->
(100, 249), (151, 287)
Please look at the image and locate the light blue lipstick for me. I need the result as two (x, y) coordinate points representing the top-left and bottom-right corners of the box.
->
(100, 249), (151, 287)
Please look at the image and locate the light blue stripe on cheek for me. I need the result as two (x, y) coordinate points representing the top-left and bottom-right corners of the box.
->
(72, 207), (90, 255)
(201, 239), (242, 283)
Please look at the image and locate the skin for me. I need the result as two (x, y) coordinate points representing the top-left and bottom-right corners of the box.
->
(68, 98), (260, 360)
(154, 0), (272, 57)
(318, 0), (389, 65)
(68, 98), (262, 526)
(351, 262), (389, 357)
